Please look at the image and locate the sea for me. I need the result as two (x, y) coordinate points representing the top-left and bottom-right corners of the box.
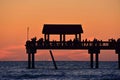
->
(0, 61), (120, 80)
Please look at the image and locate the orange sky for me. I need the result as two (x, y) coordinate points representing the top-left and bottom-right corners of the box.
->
(0, 0), (120, 61)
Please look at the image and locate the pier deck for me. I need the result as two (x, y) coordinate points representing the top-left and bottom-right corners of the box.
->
(25, 24), (120, 69)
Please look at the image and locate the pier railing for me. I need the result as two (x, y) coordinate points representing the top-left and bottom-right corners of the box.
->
(25, 39), (120, 69)
(36, 41), (117, 50)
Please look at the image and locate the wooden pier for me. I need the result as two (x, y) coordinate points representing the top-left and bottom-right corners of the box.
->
(25, 24), (120, 69)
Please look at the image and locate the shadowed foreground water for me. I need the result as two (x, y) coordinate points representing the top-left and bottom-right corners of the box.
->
(0, 61), (120, 80)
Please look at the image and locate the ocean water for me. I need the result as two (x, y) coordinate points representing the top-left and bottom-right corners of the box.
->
(0, 61), (120, 80)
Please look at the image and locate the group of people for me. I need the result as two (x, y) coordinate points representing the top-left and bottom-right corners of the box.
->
(26, 37), (120, 49)
(25, 37), (37, 53)
(36, 38), (80, 47)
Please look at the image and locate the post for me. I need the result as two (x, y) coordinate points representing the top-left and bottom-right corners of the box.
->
(32, 53), (35, 69)
(95, 53), (99, 68)
(75, 34), (77, 40)
(118, 54), (120, 69)
(90, 53), (94, 68)
(79, 34), (81, 42)
(28, 53), (31, 69)
(63, 34), (65, 46)
(49, 50), (57, 69)
(60, 34), (62, 46)
(44, 34), (46, 41)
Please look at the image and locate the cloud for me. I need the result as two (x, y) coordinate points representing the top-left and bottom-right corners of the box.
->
(0, 45), (27, 61)
(5, 45), (24, 52)
(35, 50), (89, 61)
(0, 45), (118, 61)
(100, 50), (118, 61)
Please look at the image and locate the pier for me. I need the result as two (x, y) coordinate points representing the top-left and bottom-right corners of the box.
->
(25, 24), (120, 69)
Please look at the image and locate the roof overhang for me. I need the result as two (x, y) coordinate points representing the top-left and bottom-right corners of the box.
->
(42, 24), (83, 34)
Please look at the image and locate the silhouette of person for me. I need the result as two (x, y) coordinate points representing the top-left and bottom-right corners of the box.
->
(85, 39), (87, 46)
(73, 38), (79, 47)
(52, 40), (57, 47)
(93, 38), (98, 46)
(100, 40), (103, 46)
(25, 40), (31, 53)
(117, 38), (120, 47)
(30, 37), (37, 53)
(88, 40), (90, 46)
(109, 38), (116, 47)
(37, 38), (43, 47)
(67, 39), (72, 47)
(82, 39), (85, 46)
(44, 39), (50, 47)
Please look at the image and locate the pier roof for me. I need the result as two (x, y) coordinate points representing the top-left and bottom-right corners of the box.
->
(42, 24), (83, 34)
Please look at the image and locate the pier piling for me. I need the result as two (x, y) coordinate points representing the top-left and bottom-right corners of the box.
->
(95, 53), (99, 68)
(32, 53), (35, 69)
(28, 53), (31, 69)
(118, 54), (120, 69)
(90, 53), (94, 68)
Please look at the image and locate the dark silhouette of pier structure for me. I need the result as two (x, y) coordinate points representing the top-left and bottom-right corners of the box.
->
(25, 24), (120, 69)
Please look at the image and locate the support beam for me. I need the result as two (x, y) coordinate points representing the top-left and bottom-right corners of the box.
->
(79, 34), (81, 42)
(44, 34), (47, 41)
(60, 34), (62, 42)
(95, 53), (99, 68)
(63, 34), (65, 42)
(90, 53), (94, 68)
(118, 54), (120, 69)
(49, 50), (57, 69)
(32, 53), (35, 69)
(28, 53), (31, 69)
(75, 34), (77, 40)
(60, 34), (62, 46)
(63, 34), (65, 46)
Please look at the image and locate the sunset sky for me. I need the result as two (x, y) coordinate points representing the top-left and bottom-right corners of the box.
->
(0, 0), (120, 61)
